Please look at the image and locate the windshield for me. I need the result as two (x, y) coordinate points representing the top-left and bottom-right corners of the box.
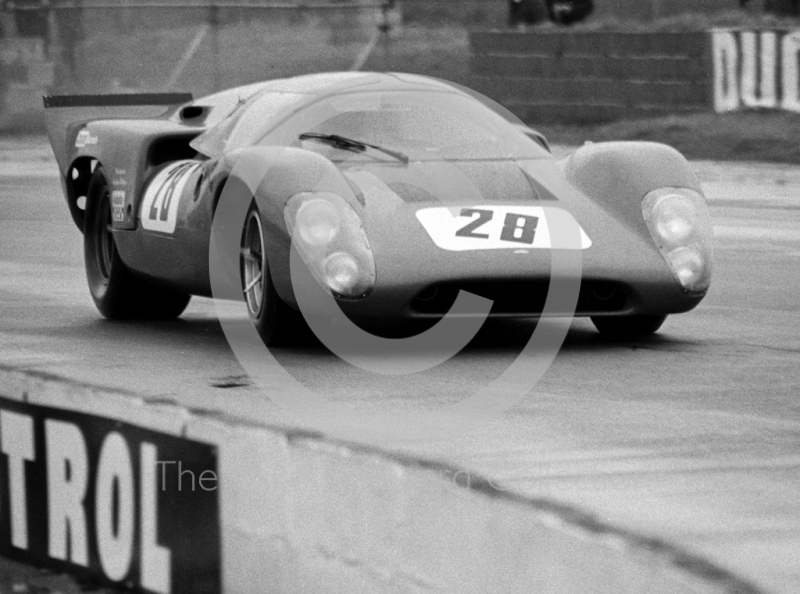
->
(265, 91), (549, 162)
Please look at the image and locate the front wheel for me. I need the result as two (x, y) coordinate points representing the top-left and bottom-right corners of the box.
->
(84, 166), (190, 319)
(240, 204), (304, 346)
(591, 314), (667, 338)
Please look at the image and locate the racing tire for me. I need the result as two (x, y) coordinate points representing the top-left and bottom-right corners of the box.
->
(240, 203), (303, 346)
(84, 167), (191, 319)
(590, 314), (667, 338)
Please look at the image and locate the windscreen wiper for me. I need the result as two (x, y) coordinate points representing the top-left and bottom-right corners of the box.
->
(299, 133), (409, 164)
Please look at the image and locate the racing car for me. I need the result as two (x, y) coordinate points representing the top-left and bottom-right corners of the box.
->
(44, 72), (713, 345)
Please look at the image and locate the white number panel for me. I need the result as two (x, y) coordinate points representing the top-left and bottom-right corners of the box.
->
(140, 161), (200, 234)
(416, 206), (592, 251)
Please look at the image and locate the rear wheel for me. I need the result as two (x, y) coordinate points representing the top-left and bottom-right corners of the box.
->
(84, 166), (190, 319)
(241, 203), (302, 346)
(591, 315), (667, 338)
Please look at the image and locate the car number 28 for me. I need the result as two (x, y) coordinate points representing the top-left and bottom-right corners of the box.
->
(140, 161), (200, 234)
(416, 206), (592, 251)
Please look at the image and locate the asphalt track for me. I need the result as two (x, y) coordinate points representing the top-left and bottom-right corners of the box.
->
(1, 136), (799, 593)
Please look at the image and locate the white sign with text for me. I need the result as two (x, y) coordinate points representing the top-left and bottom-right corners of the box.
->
(713, 29), (800, 113)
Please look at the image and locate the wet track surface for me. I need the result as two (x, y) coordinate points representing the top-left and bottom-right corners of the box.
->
(1, 137), (799, 593)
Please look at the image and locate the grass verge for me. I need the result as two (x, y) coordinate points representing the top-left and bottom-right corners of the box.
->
(572, 9), (800, 31)
(536, 111), (800, 164)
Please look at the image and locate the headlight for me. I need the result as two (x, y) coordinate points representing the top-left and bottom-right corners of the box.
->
(642, 188), (713, 293)
(295, 198), (340, 246)
(285, 192), (376, 298)
(667, 247), (705, 288)
(652, 194), (696, 247)
(324, 252), (368, 296)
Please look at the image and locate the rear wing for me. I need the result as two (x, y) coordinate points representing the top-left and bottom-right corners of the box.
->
(43, 93), (193, 174)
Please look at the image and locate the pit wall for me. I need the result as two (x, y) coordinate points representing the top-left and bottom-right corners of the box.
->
(469, 28), (800, 124)
(0, 365), (761, 594)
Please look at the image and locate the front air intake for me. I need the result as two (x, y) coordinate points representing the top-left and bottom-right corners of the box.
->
(410, 279), (628, 316)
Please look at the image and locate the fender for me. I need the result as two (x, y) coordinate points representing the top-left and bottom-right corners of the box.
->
(561, 141), (704, 233)
(224, 146), (361, 306)
(43, 93), (195, 232)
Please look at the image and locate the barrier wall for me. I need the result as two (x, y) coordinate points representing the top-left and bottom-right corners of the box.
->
(469, 31), (712, 124)
(4, 15), (800, 130)
(470, 29), (800, 123)
(0, 365), (763, 594)
(470, 28), (800, 124)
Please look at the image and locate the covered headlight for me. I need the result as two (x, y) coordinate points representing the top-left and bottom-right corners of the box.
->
(295, 198), (340, 246)
(642, 188), (713, 293)
(324, 252), (370, 296)
(667, 247), (705, 288)
(284, 192), (376, 298)
(652, 194), (696, 246)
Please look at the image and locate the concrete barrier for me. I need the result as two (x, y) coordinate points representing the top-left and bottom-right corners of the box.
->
(469, 27), (800, 124)
(0, 365), (763, 594)
(469, 30), (712, 124)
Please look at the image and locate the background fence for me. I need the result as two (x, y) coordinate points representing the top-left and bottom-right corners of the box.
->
(0, 0), (798, 130)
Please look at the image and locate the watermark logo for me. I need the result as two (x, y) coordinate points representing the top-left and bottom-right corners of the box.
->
(208, 74), (583, 447)
(157, 460), (218, 492)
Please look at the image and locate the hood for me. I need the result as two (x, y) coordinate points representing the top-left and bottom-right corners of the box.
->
(340, 158), (563, 210)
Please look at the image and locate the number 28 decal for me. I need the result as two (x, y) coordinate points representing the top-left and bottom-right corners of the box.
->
(416, 206), (592, 251)
(140, 161), (200, 234)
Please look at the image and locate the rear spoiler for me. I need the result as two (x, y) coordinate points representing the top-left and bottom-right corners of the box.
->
(43, 93), (193, 174)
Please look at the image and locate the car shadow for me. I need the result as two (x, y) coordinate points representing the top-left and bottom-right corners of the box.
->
(63, 312), (702, 360)
(462, 318), (703, 354)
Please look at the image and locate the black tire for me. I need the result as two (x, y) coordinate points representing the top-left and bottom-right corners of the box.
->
(240, 203), (303, 346)
(591, 314), (667, 338)
(84, 167), (191, 319)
